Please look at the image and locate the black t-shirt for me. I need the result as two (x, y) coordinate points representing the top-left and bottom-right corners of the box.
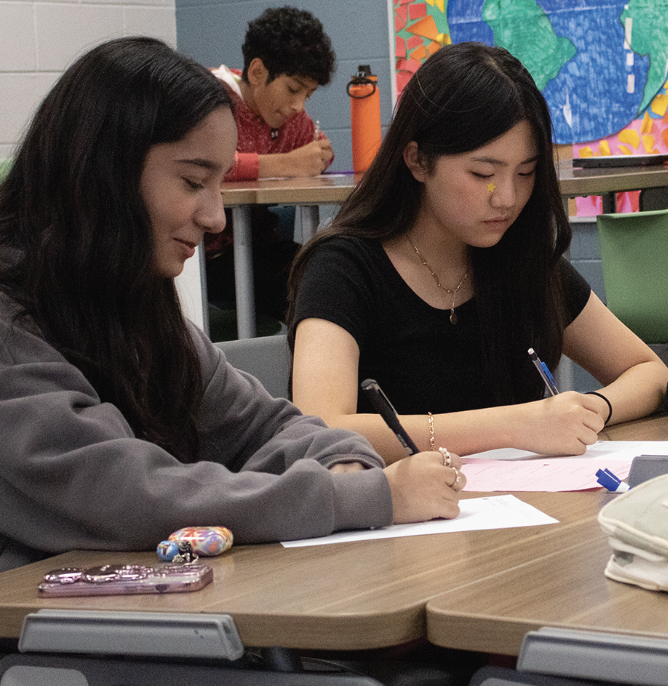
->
(293, 236), (591, 415)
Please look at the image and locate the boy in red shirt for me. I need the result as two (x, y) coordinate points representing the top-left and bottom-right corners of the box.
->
(205, 6), (335, 327)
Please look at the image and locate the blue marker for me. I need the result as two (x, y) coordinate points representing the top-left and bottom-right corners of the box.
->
(528, 348), (559, 396)
(596, 468), (630, 492)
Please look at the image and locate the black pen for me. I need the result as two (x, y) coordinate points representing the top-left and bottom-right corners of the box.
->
(361, 379), (420, 455)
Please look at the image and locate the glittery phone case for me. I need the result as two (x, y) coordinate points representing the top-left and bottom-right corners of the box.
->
(37, 562), (213, 597)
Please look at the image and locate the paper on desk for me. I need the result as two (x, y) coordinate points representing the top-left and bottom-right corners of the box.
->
(460, 441), (668, 492)
(461, 457), (632, 492)
(463, 440), (668, 462)
(282, 495), (557, 548)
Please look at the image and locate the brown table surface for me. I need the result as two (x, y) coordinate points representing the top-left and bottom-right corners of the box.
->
(221, 174), (362, 207)
(557, 159), (668, 198)
(0, 415), (666, 651)
(427, 414), (668, 656)
(220, 163), (668, 207)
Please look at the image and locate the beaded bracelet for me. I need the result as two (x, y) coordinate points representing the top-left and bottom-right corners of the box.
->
(427, 412), (435, 451)
(586, 391), (612, 424)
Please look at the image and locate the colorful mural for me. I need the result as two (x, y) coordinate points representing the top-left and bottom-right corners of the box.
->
(394, 0), (452, 95)
(391, 0), (668, 215)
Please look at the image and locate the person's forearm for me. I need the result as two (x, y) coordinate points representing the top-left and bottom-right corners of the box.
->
(596, 360), (668, 425)
(224, 152), (259, 181)
(321, 407), (521, 463)
(319, 388), (636, 463)
(258, 153), (292, 178)
(258, 141), (333, 178)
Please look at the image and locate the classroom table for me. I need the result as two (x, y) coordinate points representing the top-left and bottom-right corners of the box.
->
(219, 163), (668, 338)
(0, 492), (607, 649)
(557, 158), (668, 213)
(0, 414), (666, 653)
(426, 413), (668, 657)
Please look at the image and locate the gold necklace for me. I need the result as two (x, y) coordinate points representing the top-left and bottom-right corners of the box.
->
(407, 236), (469, 325)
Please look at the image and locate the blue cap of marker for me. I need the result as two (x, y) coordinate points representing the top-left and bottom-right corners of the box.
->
(596, 468), (630, 492)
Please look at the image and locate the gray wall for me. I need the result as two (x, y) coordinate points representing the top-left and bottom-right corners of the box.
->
(175, 0), (393, 173)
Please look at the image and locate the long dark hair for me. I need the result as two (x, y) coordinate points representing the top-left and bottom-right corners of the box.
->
(0, 37), (231, 461)
(288, 42), (571, 406)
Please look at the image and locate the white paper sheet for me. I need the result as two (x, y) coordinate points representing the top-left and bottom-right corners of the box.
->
(282, 494), (558, 548)
(463, 440), (668, 462)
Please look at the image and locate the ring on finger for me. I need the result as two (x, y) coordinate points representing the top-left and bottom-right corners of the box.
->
(450, 467), (461, 487)
(438, 447), (452, 467)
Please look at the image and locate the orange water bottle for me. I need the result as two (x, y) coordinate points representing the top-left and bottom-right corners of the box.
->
(347, 65), (382, 173)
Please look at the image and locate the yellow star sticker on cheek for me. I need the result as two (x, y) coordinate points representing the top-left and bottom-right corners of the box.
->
(487, 182), (496, 193)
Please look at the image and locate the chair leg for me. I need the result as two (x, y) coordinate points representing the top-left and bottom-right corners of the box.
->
(260, 647), (304, 672)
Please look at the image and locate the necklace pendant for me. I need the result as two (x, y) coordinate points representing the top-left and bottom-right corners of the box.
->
(450, 310), (458, 325)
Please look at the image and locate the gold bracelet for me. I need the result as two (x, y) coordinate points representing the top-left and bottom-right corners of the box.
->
(428, 412), (435, 451)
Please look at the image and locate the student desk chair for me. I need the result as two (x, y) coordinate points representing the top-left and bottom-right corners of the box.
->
(0, 653), (384, 686)
(469, 627), (668, 686)
(596, 209), (668, 360)
(0, 606), (384, 685)
(215, 334), (290, 399)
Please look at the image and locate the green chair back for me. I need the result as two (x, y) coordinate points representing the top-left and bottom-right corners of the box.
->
(0, 159), (12, 181)
(596, 209), (668, 344)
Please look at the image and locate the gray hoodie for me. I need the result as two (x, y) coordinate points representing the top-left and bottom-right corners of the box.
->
(0, 291), (392, 571)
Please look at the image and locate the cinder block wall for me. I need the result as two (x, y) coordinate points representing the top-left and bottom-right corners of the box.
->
(0, 0), (177, 160)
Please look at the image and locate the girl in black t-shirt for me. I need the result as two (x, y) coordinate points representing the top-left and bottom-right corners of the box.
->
(288, 42), (668, 464)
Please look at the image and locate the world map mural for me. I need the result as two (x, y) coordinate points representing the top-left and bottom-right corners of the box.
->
(393, 0), (668, 201)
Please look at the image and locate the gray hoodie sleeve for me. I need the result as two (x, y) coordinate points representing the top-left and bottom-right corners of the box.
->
(0, 302), (392, 570)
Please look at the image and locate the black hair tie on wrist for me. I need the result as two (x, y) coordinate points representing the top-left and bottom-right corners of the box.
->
(586, 391), (612, 425)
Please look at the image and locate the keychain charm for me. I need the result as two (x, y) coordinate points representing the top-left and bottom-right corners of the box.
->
(171, 541), (198, 564)
(157, 526), (233, 561)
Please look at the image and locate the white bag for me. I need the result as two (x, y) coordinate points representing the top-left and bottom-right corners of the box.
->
(598, 473), (668, 591)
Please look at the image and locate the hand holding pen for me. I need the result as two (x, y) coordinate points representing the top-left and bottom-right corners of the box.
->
(523, 349), (608, 455)
(360, 378), (465, 483)
(361, 379), (466, 522)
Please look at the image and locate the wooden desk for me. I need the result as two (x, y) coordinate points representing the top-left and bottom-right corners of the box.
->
(221, 162), (668, 213)
(3, 418), (663, 653)
(0, 492), (605, 649)
(427, 414), (668, 656)
(558, 159), (668, 213)
(222, 174), (360, 208)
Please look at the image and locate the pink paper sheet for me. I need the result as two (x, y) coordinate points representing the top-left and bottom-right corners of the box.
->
(461, 457), (632, 492)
